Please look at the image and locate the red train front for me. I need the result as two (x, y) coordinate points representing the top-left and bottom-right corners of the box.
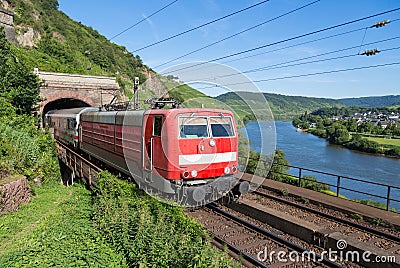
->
(136, 108), (247, 206)
(146, 108), (238, 180)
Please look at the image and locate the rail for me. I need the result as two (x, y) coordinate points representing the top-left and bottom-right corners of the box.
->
(240, 157), (400, 212)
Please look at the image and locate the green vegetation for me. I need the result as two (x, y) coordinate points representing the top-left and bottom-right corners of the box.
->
(3, 0), (146, 95)
(0, 114), (59, 182)
(92, 172), (238, 268)
(0, 28), (41, 114)
(0, 30), (59, 181)
(243, 148), (330, 192)
(338, 95), (400, 108)
(293, 109), (400, 157)
(0, 182), (126, 267)
(216, 91), (341, 121)
(364, 136), (400, 147)
(296, 197), (310, 204)
(0, 172), (239, 266)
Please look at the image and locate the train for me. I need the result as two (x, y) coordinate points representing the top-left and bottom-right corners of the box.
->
(45, 106), (249, 206)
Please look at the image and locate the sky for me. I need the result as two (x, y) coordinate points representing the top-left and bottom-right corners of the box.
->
(58, 0), (400, 99)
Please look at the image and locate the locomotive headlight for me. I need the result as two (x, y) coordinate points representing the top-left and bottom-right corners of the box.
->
(209, 139), (216, 147)
(191, 170), (198, 177)
(232, 166), (237, 173)
(224, 167), (231, 174)
(182, 171), (190, 179)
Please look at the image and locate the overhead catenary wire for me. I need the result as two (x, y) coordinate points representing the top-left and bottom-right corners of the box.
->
(215, 35), (400, 78)
(194, 61), (400, 90)
(222, 18), (399, 65)
(133, 0), (271, 52)
(161, 7), (400, 75)
(109, 0), (179, 41)
(249, 45), (400, 71)
(223, 28), (366, 64)
(153, 0), (320, 69)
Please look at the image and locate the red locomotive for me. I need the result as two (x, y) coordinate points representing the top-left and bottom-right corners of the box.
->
(46, 106), (249, 206)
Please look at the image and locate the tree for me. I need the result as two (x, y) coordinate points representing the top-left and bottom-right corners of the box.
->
(268, 149), (289, 181)
(0, 28), (42, 114)
(345, 118), (358, 132)
(326, 123), (350, 144)
(357, 122), (373, 134)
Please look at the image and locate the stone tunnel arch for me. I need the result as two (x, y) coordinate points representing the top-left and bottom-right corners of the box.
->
(40, 91), (97, 127)
(40, 90), (96, 115)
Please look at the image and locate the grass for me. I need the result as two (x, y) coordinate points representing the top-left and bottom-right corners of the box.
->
(0, 181), (126, 267)
(364, 136), (400, 147)
(0, 175), (25, 186)
(0, 175), (239, 267)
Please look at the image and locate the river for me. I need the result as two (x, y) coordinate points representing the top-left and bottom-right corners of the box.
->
(243, 121), (400, 211)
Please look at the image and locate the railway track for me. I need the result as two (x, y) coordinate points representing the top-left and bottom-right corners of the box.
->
(187, 203), (342, 267)
(217, 188), (400, 268)
(251, 188), (400, 243)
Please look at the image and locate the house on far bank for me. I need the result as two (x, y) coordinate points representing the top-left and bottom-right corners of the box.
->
(379, 121), (389, 129)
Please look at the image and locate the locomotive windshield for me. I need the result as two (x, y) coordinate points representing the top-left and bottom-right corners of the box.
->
(179, 117), (209, 138)
(179, 116), (235, 138)
(210, 117), (234, 137)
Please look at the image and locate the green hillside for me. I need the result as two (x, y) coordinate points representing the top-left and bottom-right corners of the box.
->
(2, 0), (147, 94)
(216, 92), (342, 121)
(338, 95), (400, 107)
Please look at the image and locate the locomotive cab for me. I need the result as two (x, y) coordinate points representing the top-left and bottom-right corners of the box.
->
(141, 108), (245, 204)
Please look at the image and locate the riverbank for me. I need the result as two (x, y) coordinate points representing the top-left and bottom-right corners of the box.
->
(244, 121), (400, 203)
(297, 128), (400, 159)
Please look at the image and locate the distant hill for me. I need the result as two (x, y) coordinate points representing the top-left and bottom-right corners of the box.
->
(338, 95), (400, 108)
(216, 92), (341, 121)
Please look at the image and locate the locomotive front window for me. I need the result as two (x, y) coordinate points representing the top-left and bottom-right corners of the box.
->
(179, 117), (209, 138)
(210, 117), (235, 137)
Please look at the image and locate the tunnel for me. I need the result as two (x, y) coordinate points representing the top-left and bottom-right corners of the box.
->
(41, 98), (91, 127)
(42, 97), (91, 115)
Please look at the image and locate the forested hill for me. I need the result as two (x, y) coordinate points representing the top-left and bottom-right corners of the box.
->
(0, 0), (153, 94)
(216, 92), (341, 120)
(338, 95), (400, 108)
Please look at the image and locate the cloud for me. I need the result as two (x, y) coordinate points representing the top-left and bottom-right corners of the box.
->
(143, 13), (160, 41)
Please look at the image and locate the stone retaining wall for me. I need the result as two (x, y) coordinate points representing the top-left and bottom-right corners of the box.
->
(0, 176), (30, 213)
(0, 8), (15, 42)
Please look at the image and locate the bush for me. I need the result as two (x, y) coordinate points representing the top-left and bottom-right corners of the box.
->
(300, 175), (330, 191)
(92, 171), (238, 267)
(0, 114), (60, 182)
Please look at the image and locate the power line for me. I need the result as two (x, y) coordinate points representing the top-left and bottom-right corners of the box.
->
(242, 45), (400, 72)
(161, 7), (400, 75)
(217, 35), (400, 78)
(153, 0), (320, 69)
(109, 0), (179, 41)
(253, 62), (400, 82)
(133, 0), (271, 52)
(223, 28), (365, 64)
(222, 18), (399, 65)
(195, 62), (400, 90)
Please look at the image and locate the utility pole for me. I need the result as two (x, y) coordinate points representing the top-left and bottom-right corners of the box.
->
(133, 77), (139, 110)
